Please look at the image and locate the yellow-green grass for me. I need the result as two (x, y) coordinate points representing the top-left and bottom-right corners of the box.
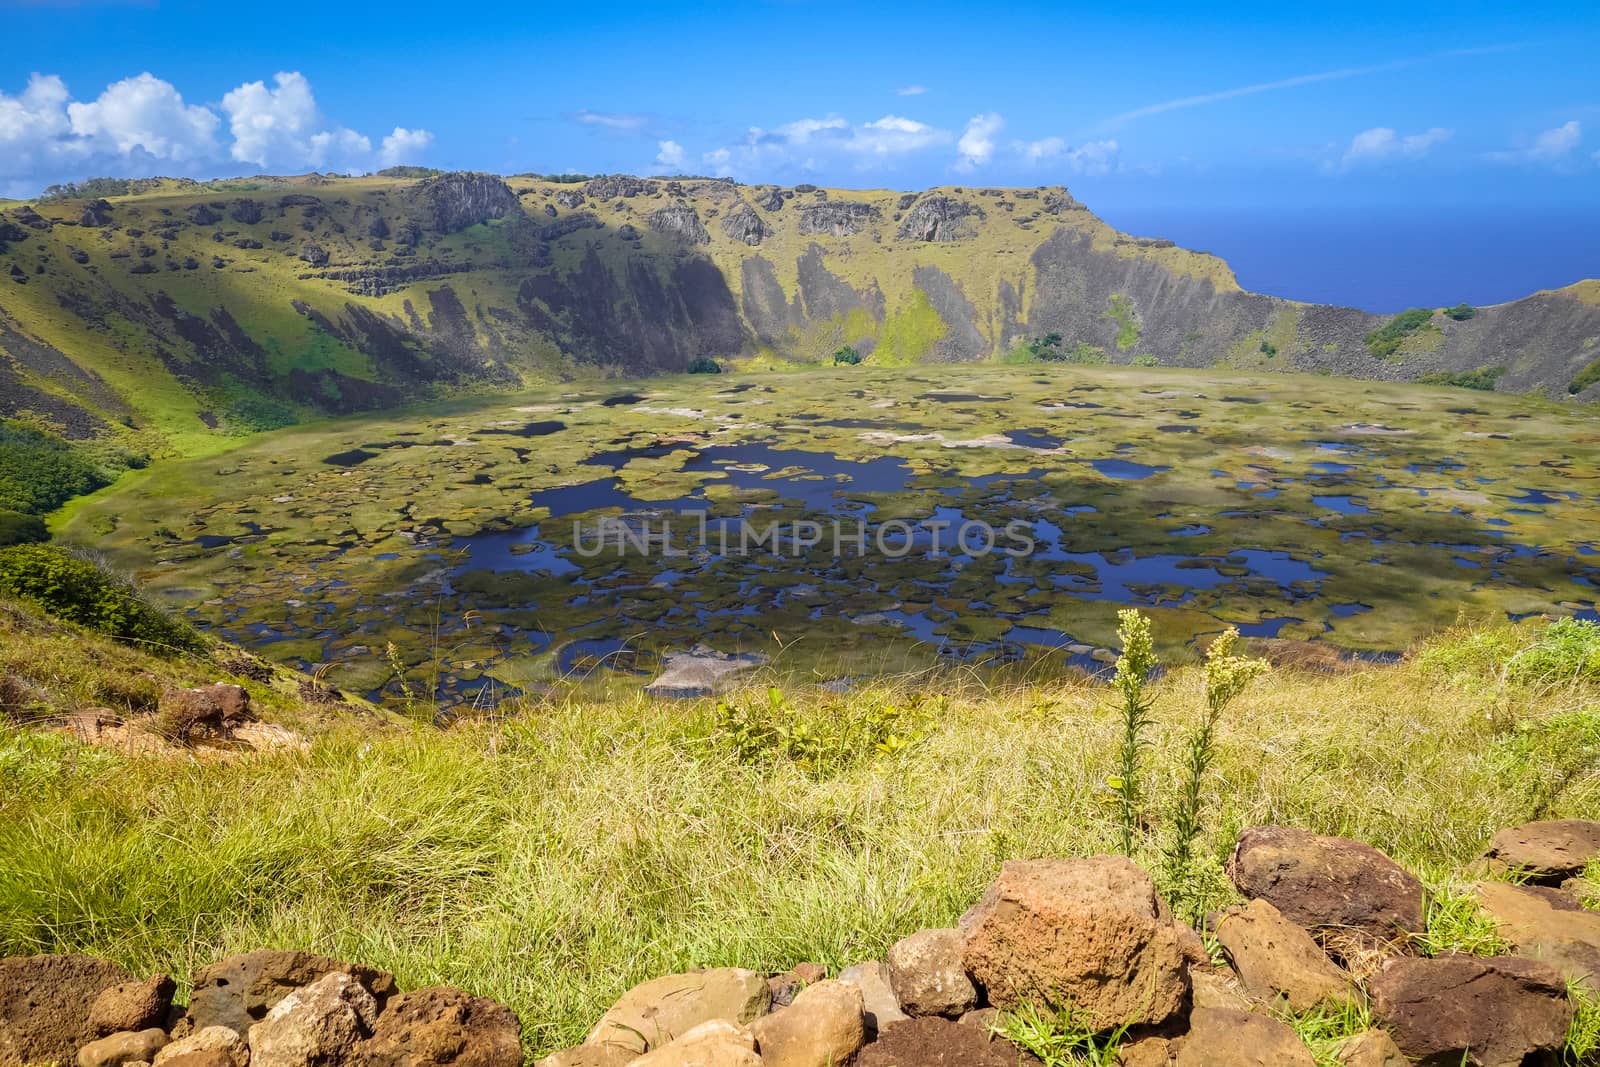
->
(3, 619), (1596, 1056)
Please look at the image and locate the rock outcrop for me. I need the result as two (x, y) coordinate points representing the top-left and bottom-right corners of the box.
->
(895, 196), (982, 242)
(720, 203), (770, 246)
(406, 172), (522, 234)
(647, 203), (711, 245)
(796, 201), (879, 237)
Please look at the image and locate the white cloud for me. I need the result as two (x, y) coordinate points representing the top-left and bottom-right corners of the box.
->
(1529, 119), (1581, 160)
(853, 115), (947, 155)
(772, 116), (849, 145)
(896, 85), (927, 96)
(571, 109), (649, 133)
(655, 139), (685, 169)
(379, 127), (433, 167)
(955, 112), (1003, 171)
(698, 113), (952, 179)
(221, 71), (377, 171)
(1015, 136), (1120, 175)
(0, 69), (429, 194)
(1340, 125), (1452, 167)
(1019, 136), (1065, 163)
(66, 73), (219, 161)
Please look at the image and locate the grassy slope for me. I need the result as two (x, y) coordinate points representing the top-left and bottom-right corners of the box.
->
(10, 172), (1593, 472)
(2, 615), (1597, 1055)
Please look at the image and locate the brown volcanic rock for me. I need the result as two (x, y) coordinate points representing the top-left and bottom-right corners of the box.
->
(0, 954), (132, 1066)
(855, 1016), (1042, 1067)
(180, 949), (396, 1036)
(1475, 880), (1600, 988)
(1369, 953), (1573, 1067)
(1174, 1008), (1315, 1067)
(1214, 899), (1355, 1012)
(1483, 819), (1600, 883)
(959, 856), (1189, 1030)
(885, 928), (979, 1018)
(359, 986), (522, 1067)
(1227, 826), (1426, 949)
(89, 974), (177, 1036)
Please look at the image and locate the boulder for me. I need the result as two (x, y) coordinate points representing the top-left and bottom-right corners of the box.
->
(358, 986), (522, 1066)
(626, 1020), (760, 1067)
(1227, 826), (1426, 951)
(854, 1016), (1042, 1067)
(585, 969), (769, 1056)
(885, 929), (978, 1018)
(1369, 953), (1574, 1067)
(90, 975), (177, 1036)
(181, 949), (395, 1036)
(1174, 1008), (1314, 1067)
(1475, 880), (1600, 988)
(1482, 820), (1600, 884)
(160, 1051), (240, 1067)
(1332, 1030), (1408, 1067)
(246, 972), (379, 1067)
(0, 953), (132, 1066)
(1214, 899), (1355, 1012)
(76, 1028), (167, 1067)
(532, 1045), (630, 1067)
(748, 979), (863, 1067)
(153, 1026), (248, 1067)
(645, 648), (768, 699)
(836, 961), (908, 1039)
(958, 856), (1189, 1029)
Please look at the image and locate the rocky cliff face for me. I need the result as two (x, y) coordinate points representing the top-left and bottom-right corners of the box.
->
(0, 171), (1595, 450)
(404, 172), (522, 234)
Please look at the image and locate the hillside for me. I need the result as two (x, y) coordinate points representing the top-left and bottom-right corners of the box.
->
(2, 171), (1598, 464)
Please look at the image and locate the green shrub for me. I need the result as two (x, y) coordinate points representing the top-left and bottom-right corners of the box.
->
(713, 686), (933, 775)
(832, 345), (862, 366)
(1364, 308), (1435, 358)
(1418, 365), (1505, 391)
(1132, 354), (1159, 367)
(1416, 623), (1524, 679)
(1104, 295), (1140, 351)
(1506, 617), (1600, 686)
(0, 511), (47, 546)
(686, 356), (722, 374)
(0, 545), (203, 653)
(0, 421), (112, 515)
(1027, 332), (1064, 360)
(1444, 303), (1477, 321)
(1569, 358), (1600, 396)
(1259, 340), (1278, 357)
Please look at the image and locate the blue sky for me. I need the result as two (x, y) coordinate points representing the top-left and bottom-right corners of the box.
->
(3, 0), (1597, 309)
